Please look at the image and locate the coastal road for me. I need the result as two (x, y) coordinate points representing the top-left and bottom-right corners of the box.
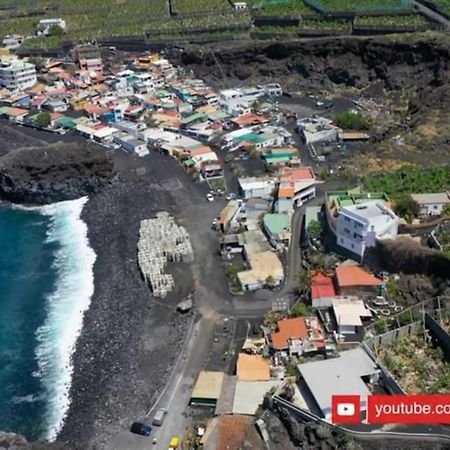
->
(110, 315), (217, 450)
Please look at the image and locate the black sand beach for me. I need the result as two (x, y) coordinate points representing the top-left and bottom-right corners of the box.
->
(0, 122), (232, 449)
(58, 152), (203, 449)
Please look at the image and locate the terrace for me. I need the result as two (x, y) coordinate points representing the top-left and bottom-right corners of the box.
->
(377, 331), (450, 394)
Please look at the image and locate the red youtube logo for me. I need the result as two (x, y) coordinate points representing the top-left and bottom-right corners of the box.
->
(332, 395), (361, 424)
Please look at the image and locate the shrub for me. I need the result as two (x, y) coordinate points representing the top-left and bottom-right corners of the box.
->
(34, 112), (51, 128)
(394, 195), (419, 219)
(335, 111), (371, 130)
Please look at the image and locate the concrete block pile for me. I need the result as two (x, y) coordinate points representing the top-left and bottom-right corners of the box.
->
(138, 211), (194, 298)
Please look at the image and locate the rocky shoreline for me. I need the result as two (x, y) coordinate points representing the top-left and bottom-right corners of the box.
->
(0, 123), (196, 449)
(57, 175), (195, 449)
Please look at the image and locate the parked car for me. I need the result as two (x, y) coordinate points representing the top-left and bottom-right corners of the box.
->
(226, 193), (236, 201)
(169, 436), (180, 449)
(130, 422), (152, 436)
(206, 193), (214, 202)
(152, 408), (167, 426)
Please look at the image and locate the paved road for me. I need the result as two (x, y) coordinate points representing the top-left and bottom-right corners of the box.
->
(413, 0), (450, 28)
(110, 316), (217, 450)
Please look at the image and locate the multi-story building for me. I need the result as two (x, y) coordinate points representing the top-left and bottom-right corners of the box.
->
(336, 201), (398, 259)
(275, 167), (316, 213)
(0, 60), (37, 90)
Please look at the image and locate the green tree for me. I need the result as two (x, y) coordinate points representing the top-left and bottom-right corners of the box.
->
(248, 146), (262, 159)
(290, 301), (311, 317)
(28, 56), (45, 70)
(374, 317), (388, 334)
(47, 24), (64, 36)
(35, 111), (51, 128)
(296, 270), (313, 296)
(335, 111), (370, 130)
(443, 203), (450, 217)
(308, 219), (322, 240)
(394, 195), (419, 220)
(265, 274), (276, 289)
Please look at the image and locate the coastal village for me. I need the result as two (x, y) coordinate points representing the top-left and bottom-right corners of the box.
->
(1, 34), (450, 450)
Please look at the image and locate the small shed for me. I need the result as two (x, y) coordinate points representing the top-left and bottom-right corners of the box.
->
(190, 371), (224, 407)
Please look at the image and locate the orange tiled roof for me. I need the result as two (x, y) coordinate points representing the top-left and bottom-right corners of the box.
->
(217, 415), (253, 450)
(190, 146), (213, 157)
(335, 265), (383, 288)
(237, 353), (270, 381)
(278, 186), (295, 198)
(7, 107), (28, 117)
(271, 317), (308, 350)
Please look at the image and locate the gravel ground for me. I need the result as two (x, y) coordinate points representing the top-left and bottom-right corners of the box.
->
(58, 160), (198, 449)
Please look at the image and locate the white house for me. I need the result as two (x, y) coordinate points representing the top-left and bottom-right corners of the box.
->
(113, 132), (148, 157)
(297, 117), (341, 145)
(411, 192), (450, 216)
(0, 60), (36, 90)
(336, 201), (399, 259)
(37, 18), (67, 34)
(238, 176), (276, 199)
(332, 298), (372, 335)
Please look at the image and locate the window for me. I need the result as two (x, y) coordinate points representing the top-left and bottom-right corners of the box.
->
(344, 228), (350, 234)
(351, 243), (355, 249)
(354, 233), (362, 240)
(434, 205), (439, 209)
(344, 216), (351, 222)
(340, 238), (344, 244)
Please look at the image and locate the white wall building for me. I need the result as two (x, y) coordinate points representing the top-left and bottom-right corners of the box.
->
(411, 192), (450, 216)
(0, 60), (37, 90)
(297, 117), (341, 145)
(238, 177), (276, 199)
(336, 201), (399, 259)
(113, 132), (148, 157)
(37, 18), (67, 34)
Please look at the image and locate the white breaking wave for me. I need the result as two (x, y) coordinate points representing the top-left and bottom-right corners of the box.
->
(33, 197), (96, 441)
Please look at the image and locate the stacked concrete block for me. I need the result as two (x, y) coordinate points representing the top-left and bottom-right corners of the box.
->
(137, 211), (194, 298)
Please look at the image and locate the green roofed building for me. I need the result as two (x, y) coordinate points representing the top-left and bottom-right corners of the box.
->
(55, 116), (77, 129)
(263, 213), (291, 246)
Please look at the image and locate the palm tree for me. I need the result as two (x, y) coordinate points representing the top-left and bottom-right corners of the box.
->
(296, 270), (313, 296)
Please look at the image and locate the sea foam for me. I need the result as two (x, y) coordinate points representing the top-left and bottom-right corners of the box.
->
(33, 197), (96, 440)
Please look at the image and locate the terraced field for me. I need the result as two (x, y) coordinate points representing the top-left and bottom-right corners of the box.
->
(0, 0), (439, 47)
(305, 0), (413, 13)
(428, 0), (450, 15)
(355, 14), (431, 26)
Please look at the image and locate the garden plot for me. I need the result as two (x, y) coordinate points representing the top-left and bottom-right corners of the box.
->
(172, 0), (233, 14)
(378, 331), (450, 393)
(354, 14), (431, 27)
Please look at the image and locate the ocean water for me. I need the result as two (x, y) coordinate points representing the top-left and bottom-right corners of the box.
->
(0, 197), (96, 441)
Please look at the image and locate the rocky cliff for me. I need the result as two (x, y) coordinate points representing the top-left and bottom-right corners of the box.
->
(0, 432), (69, 449)
(173, 34), (450, 92)
(0, 143), (116, 205)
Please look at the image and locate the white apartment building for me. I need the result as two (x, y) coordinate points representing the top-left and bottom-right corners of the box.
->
(336, 201), (398, 259)
(238, 176), (276, 199)
(0, 60), (37, 90)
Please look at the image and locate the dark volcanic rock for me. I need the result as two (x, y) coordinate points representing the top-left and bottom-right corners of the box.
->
(171, 36), (450, 92)
(0, 431), (70, 449)
(0, 144), (116, 205)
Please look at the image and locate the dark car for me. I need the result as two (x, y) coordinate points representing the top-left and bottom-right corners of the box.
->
(130, 422), (152, 436)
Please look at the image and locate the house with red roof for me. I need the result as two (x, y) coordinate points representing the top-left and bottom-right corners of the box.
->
(271, 317), (308, 352)
(270, 316), (331, 356)
(335, 264), (383, 296)
(275, 167), (316, 213)
(311, 272), (337, 308)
